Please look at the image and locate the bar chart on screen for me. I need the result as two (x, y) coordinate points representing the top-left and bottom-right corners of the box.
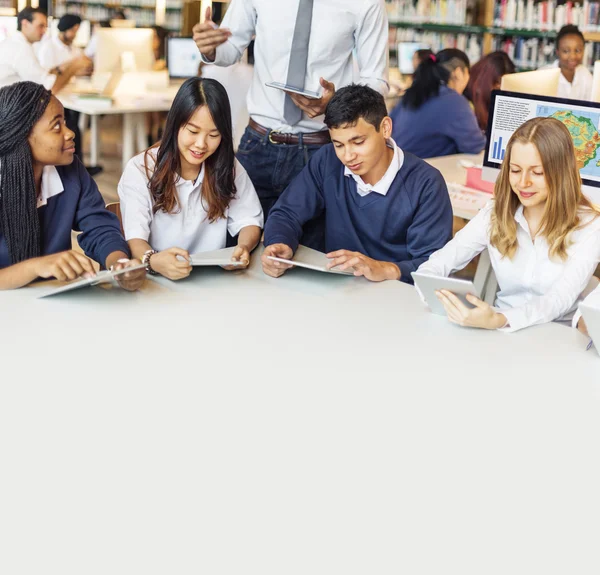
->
(491, 136), (506, 161)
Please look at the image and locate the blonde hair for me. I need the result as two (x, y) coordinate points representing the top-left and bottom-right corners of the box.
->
(490, 116), (599, 260)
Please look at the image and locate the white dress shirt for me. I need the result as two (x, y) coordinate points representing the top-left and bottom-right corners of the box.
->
(202, 0), (389, 133)
(37, 166), (65, 208)
(542, 60), (593, 101)
(38, 35), (81, 71)
(0, 32), (56, 90)
(118, 150), (264, 253)
(344, 139), (404, 197)
(417, 201), (600, 332)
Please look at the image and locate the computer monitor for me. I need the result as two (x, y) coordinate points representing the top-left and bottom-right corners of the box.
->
(167, 37), (201, 78)
(94, 28), (154, 74)
(591, 61), (600, 102)
(482, 90), (600, 203)
(0, 16), (17, 42)
(500, 68), (560, 97)
(397, 42), (429, 75)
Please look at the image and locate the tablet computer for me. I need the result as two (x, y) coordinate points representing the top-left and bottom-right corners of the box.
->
(188, 247), (246, 267)
(411, 272), (481, 315)
(578, 303), (600, 354)
(265, 81), (321, 100)
(38, 263), (146, 298)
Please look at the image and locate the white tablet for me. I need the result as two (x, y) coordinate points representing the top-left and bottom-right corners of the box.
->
(579, 303), (600, 354)
(265, 81), (321, 100)
(188, 247), (246, 267)
(38, 263), (146, 298)
(266, 246), (354, 276)
(411, 271), (481, 315)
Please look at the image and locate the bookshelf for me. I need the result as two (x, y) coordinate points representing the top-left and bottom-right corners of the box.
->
(386, 0), (600, 70)
(54, 0), (183, 33)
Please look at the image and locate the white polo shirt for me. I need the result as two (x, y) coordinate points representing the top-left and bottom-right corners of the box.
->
(38, 35), (81, 71)
(118, 150), (264, 253)
(0, 32), (56, 90)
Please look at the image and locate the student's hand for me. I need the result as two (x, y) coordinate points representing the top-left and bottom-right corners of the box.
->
(286, 78), (336, 119)
(33, 250), (96, 282)
(111, 258), (146, 292)
(149, 247), (192, 280)
(326, 250), (400, 281)
(223, 244), (251, 270)
(577, 316), (589, 336)
(192, 7), (232, 62)
(73, 54), (93, 74)
(435, 290), (507, 330)
(261, 243), (294, 278)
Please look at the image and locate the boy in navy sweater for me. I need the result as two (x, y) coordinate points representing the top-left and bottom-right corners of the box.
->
(261, 85), (453, 284)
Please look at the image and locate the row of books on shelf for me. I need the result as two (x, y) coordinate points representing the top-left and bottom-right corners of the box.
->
(55, 6), (182, 30)
(65, 0), (183, 8)
(394, 28), (483, 61)
(493, 0), (600, 32)
(385, 0), (474, 25)
(493, 34), (599, 67)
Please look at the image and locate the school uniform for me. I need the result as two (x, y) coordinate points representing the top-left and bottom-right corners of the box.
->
(0, 158), (129, 269)
(417, 201), (600, 332)
(118, 150), (264, 253)
(390, 85), (486, 158)
(263, 139), (453, 284)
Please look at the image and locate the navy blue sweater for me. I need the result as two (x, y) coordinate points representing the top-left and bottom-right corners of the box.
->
(0, 159), (129, 269)
(264, 144), (453, 284)
(390, 85), (486, 158)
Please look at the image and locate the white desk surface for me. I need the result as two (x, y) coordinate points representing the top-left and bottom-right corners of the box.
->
(1, 246), (599, 574)
(58, 90), (177, 115)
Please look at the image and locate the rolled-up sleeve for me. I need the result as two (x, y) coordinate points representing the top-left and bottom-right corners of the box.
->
(117, 157), (154, 242)
(227, 159), (264, 236)
(354, 0), (389, 96)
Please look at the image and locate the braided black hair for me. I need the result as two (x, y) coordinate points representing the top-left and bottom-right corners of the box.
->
(0, 81), (52, 264)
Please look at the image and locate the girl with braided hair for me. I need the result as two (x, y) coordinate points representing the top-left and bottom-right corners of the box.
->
(0, 81), (145, 290)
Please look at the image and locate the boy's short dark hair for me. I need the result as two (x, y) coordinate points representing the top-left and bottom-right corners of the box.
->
(324, 84), (387, 131)
(556, 24), (585, 49)
(17, 7), (46, 31)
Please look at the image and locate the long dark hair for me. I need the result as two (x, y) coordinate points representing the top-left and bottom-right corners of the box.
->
(402, 48), (470, 109)
(464, 51), (515, 130)
(0, 81), (52, 264)
(145, 77), (236, 222)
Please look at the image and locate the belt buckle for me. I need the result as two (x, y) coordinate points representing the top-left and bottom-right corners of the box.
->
(268, 129), (282, 145)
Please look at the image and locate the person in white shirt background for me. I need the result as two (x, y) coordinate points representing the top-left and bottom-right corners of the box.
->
(541, 24), (593, 101)
(192, 0), (389, 250)
(417, 117), (600, 332)
(118, 77), (263, 280)
(0, 8), (89, 93)
(37, 14), (100, 175)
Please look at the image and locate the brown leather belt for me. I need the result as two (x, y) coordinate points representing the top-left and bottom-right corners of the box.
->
(249, 118), (331, 146)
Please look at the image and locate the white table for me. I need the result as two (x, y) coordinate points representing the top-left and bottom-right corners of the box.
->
(58, 88), (179, 169)
(1, 247), (599, 575)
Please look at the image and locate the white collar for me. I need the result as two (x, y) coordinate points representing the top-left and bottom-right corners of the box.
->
(37, 165), (64, 208)
(176, 162), (205, 190)
(344, 138), (404, 197)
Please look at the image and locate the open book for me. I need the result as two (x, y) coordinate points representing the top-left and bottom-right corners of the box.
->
(37, 263), (146, 298)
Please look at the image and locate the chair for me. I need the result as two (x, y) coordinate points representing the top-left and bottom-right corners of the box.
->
(106, 202), (124, 234)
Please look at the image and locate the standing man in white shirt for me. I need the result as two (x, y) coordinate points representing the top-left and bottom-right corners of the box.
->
(0, 8), (89, 92)
(192, 0), (388, 247)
